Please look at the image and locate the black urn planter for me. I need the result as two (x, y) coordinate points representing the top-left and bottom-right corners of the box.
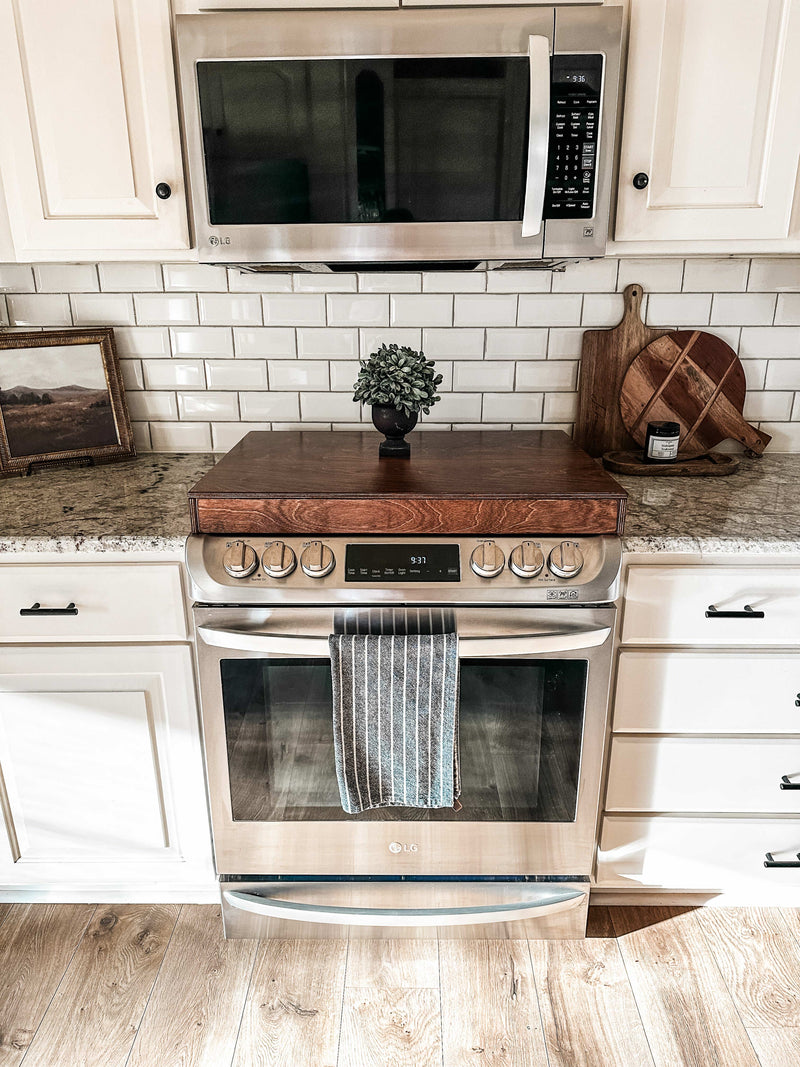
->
(371, 404), (418, 458)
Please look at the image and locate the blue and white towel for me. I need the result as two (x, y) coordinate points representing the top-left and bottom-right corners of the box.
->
(329, 628), (460, 814)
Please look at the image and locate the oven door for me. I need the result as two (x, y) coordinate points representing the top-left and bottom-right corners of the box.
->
(194, 605), (614, 882)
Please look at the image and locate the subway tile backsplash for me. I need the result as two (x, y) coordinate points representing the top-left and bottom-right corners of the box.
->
(1, 259), (799, 451)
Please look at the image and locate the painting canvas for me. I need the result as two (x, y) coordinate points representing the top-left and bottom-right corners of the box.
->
(0, 329), (135, 476)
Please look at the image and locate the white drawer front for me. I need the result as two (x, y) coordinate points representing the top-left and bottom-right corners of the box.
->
(597, 816), (800, 889)
(606, 737), (800, 814)
(622, 566), (800, 646)
(0, 564), (187, 642)
(614, 651), (800, 734)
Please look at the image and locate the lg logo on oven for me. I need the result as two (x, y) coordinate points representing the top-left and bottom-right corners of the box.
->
(389, 841), (418, 854)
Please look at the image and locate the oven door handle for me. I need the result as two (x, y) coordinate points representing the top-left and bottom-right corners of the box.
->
(521, 33), (551, 238)
(196, 625), (611, 657)
(223, 885), (585, 928)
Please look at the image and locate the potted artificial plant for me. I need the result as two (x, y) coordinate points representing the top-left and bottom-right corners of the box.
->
(353, 343), (443, 457)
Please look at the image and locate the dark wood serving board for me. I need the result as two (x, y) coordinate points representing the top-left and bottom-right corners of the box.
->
(619, 330), (772, 455)
(189, 430), (628, 536)
(574, 284), (668, 457)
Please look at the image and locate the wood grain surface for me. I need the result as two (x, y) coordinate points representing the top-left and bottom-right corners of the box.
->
(574, 284), (667, 457)
(0, 903), (95, 1067)
(189, 430), (627, 535)
(619, 330), (772, 455)
(21, 905), (177, 1067)
(747, 1026), (800, 1066)
(234, 939), (347, 1067)
(0, 904), (10, 930)
(6, 904), (800, 1067)
(127, 906), (258, 1067)
(339, 987), (441, 1067)
(529, 937), (654, 1067)
(439, 940), (548, 1067)
(345, 939), (439, 990)
(696, 907), (800, 1027)
(611, 907), (760, 1067)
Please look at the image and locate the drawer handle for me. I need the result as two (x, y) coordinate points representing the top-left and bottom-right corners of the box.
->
(780, 776), (800, 790)
(19, 602), (79, 616)
(764, 852), (800, 868)
(705, 604), (765, 619)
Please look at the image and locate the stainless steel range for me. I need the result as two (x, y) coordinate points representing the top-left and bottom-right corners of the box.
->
(186, 530), (621, 939)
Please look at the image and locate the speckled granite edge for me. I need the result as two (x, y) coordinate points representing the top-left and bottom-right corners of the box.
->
(0, 535), (187, 555)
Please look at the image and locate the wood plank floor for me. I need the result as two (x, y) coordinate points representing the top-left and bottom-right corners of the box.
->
(2, 905), (800, 1066)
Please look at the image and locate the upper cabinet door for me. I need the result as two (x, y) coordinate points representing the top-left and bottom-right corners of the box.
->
(0, 0), (189, 256)
(616, 0), (800, 242)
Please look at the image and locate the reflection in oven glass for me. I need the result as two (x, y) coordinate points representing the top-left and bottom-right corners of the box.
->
(221, 658), (587, 822)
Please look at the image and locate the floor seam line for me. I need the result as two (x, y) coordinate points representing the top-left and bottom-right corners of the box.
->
(17, 902), (98, 1067)
(122, 903), (183, 1067)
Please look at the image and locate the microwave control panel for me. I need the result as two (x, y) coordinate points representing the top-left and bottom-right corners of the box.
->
(544, 54), (603, 221)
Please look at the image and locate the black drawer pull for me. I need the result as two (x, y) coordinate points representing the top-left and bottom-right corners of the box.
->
(705, 604), (765, 619)
(20, 602), (78, 616)
(764, 852), (800, 868)
(780, 776), (800, 790)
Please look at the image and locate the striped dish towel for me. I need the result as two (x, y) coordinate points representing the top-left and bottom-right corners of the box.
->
(329, 632), (460, 814)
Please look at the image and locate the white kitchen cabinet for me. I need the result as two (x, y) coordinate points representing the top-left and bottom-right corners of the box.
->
(0, 0), (189, 259)
(0, 645), (211, 894)
(0, 558), (214, 901)
(597, 557), (800, 902)
(615, 0), (800, 247)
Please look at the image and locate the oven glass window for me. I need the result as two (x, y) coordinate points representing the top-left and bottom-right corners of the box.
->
(196, 58), (529, 225)
(220, 658), (587, 822)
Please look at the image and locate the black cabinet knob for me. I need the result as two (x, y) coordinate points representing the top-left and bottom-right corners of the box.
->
(632, 172), (649, 190)
(155, 182), (172, 200)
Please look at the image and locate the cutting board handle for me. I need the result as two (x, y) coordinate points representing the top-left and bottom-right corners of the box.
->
(622, 283), (644, 323)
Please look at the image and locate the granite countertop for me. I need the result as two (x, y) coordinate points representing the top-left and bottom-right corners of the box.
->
(0, 454), (217, 553)
(0, 451), (798, 555)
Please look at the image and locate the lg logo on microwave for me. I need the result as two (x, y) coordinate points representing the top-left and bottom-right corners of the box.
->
(209, 235), (231, 246)
(389, 841), (418, 854)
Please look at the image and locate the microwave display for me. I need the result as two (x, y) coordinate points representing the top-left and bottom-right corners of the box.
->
(196, 57), (530, 226)
(544, 55), (603, 220)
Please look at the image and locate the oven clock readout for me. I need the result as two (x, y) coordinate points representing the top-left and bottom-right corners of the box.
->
(345, 544), (459, 582)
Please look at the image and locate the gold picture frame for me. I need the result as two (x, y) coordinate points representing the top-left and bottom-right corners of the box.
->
(0, 328), (135, 477)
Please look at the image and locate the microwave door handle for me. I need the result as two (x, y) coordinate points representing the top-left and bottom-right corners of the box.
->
(196, 624), (611, 657)
(223, 885), (585, 928)
(521, 34), (551, 238)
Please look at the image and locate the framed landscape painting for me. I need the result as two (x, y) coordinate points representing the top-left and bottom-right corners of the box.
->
(0, 328), (135, 477)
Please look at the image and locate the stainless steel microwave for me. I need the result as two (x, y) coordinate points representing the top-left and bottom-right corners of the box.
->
(176, 6), (623, 270)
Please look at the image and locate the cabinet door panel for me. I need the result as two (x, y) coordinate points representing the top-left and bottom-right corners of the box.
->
(0, 0), (188, 254)
(614, 652), (800, 734)
(0, 690), (166, 858)
(598, 815), (800, 891)
(0, 646), (212, 887)
(616, 0), (800, 241)
(606, 737), (800, 814)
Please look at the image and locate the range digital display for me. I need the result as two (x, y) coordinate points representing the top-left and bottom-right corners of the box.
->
(345, 544), (460, 582)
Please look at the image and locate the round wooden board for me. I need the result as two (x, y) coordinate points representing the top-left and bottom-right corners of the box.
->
(619, 330), (771, 455)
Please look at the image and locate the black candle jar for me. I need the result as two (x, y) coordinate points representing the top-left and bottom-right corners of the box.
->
(644, 421), (680, 463)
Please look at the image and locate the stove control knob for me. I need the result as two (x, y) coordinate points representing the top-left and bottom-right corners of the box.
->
(300, 541), (335, 579)
(261, 541), (296, 579)
(548, 541), (584, 580)
(509, 541), (545, 579)
(470, 541), (506, 579)
(222, 540), (258, 579)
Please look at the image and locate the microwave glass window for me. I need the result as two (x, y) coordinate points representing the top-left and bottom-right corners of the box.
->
(220, 657), (587, 822)
(196, 59), (529, 225)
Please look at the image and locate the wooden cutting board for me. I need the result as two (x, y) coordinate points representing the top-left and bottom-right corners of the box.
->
(619, 330), (772, 455)
(574, 284), (668, 457)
